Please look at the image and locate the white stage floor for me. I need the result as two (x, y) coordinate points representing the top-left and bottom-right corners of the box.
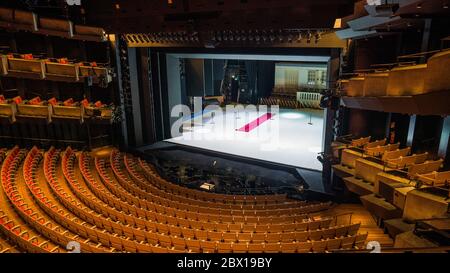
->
(165, 107), (324, 171)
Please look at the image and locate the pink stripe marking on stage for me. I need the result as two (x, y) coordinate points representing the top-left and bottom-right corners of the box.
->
(237, 113), (274, 132)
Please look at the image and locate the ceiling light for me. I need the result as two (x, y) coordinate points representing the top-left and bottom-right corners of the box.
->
(314, 31), (321, 43)
(333, 18), (342, 29)
(306, 31), (312, 43)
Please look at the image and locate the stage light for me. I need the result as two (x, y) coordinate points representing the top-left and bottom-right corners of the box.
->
(287, 34), (293, 43)
(297, 32), (302, 43)
(306, 31), (312, 43)
(314, 31), (321, 44)
(308, 147), (322, 153)
(196, 128), (211, 134)
(280, 112), (304, 119)
(333, 18), (342, 29)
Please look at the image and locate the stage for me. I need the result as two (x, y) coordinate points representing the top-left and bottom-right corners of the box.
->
(166, 107), (325, 171)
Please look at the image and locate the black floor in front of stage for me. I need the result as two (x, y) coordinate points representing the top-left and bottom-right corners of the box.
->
(134, 142), (340, 202)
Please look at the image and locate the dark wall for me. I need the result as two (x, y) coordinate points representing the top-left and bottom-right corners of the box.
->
(185, 59), (204, 97)
(352, 36), (399, 70)
(204, 59), (213, 96)
(388, 113), (411, 146)
(245, 60), (258, 103)
(212, 59), (225, 96)
(346, 109), (388, 140)
(412, 115), (443, 155)
(256, 61), (275, 98)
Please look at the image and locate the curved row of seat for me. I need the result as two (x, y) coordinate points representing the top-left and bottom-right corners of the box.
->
(80, 151), (360, 242)
(0, 235), (17, 253)
(127, 151), (292, 205)
(112, 152), (331, 221)
(0, 147), (62, 253)
(123, 153), (315, 211)
(24, 147), (117, 253)
(0, 146), (369, 253)
(96, 157), (329, 231)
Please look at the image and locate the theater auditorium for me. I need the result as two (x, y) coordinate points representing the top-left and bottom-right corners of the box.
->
(0, 0), (449, 254)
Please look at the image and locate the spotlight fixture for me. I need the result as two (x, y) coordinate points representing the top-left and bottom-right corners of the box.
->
(444, 1), (449, 8)
(416, 3), (422, 9)
(261, 30), (267, 42)
(278, 30), (284, 42)
(314, 31), (321, 43)
(297, 32), (302, 43)
(287, 34), (293, 43)
(248, 30), (254, 41)
(306, 31), (312, 43)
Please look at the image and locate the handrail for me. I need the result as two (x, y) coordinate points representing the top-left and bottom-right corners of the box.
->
(370, 61), (417, 68)
(397, 49), (445, 59)
(333, 245), (450, 253)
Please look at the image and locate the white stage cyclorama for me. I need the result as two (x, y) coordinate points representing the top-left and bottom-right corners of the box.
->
(166, 106), (324, 171)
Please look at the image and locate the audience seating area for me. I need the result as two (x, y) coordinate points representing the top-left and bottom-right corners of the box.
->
(0, 52), (111, 85)
(0, 7), (107, 42)
(340, 50), (450, 98)
(0, 146), (369, 253)
(0, 95), (112, 123)
(332, 135), (449, 224)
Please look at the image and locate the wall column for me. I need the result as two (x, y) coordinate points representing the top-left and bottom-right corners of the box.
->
(406, 114), (417, 147)
(438, 116), (450, 168)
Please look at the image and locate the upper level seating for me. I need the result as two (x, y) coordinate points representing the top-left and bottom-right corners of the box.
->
(341, 50), (450, 97)
(0, 146), (369, 253)
(0, 7), (107, 42)
(0, 96), (112, 123)
(0, 52), (111, 84)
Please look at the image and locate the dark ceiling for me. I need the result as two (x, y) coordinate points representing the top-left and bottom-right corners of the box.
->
(1, 0), (357, 33)
(83, 0), (356, 33)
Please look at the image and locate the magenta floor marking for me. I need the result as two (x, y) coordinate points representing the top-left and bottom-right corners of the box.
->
(237, 113), (274, 132)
